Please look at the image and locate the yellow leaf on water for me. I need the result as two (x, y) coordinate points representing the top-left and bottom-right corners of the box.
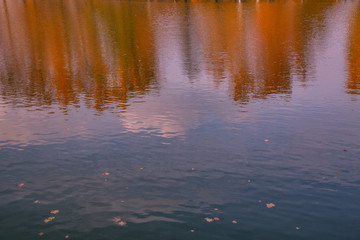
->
(44, 217), (55, 223)
(113, 217), (121, 223)
(266, 203), (275, 208)
(50, 210), (59, 214)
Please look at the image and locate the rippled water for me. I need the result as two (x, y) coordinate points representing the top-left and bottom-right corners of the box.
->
(1, 0), (360, 239)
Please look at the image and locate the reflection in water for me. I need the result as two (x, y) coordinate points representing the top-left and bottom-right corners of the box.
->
(0, 0), (158, 111)
(0, 0), (358, 109)
(347, 1), (360, 95)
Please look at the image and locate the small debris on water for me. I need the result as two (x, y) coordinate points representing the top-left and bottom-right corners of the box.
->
(191, 168), (195, 171)
(266, 203), (275, 208)
(296, 226), (300, 230)
(190, 229), (195, 232)
(113, 217), (121, 223)
(118, 221), (127, 226)
(18, 183), (24, 187)
(264, 139), (269, 142)
(38, 232), (44, 236)
(140, 167), (144, 170)
(34, 200), (40, 204)
(232, 220), (237, 224)
(248, 179), (251, 183)
(50, 210), (59, 214)
(214, 208), (218, 211)
(214, 217), (220, 221)
(258, 200), (262, 203)
(44, 217), (55, 223)
(102, 172), (110, 176)
(204, 217), (214, 222)
(65, 235), (69, 238)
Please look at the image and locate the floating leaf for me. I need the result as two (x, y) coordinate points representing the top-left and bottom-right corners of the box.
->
(102, 172), (110, 176)
(140, 167), (144, 170)
(204, 217), (214, 222)
(191, 168), (195, 171)
(44, 217), (55, 223)
(38, 232), (44, 236)
(118, 221), (127, 226)
(18, 183), (24, 187)
(248, 180), (251, 183)
(214, 208), (218, 211)
(214, 217), (220, 221)
(50, 210), (59, 214)
(190, 229), (195, 232)
(113, 217), (121, 223)
(232, 220), (237, 224)
(34, 200), (40, 204)
(296, 227), (300, 230)
(266, 203), (275, 208)
(264, 139), (269, 142)
(65, 235), (69, 238)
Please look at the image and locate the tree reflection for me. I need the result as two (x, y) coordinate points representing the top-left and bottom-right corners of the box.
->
(0, 0), (158, 111)
(347, 1), (360, 95)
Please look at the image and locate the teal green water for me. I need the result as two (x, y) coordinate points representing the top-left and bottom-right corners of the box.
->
(0, 0), (360, 239)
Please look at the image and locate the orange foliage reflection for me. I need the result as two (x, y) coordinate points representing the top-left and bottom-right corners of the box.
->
(347, 2), (360, 95)
(0, 0), (157, 110)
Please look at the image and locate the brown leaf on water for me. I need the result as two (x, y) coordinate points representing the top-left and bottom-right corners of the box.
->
(118, 221), (127, 226)
(50, 210), (59, 214)
(214, 217), (220, 221)
(44, 217), (55, 223)
(18, 183), (24, 187)
(266, 203), (275, 208)
(204, 217), (214, 222)
(113, 217), (121, 223)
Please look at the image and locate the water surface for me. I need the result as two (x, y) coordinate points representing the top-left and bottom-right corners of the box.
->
(0, 0), (360, 239)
